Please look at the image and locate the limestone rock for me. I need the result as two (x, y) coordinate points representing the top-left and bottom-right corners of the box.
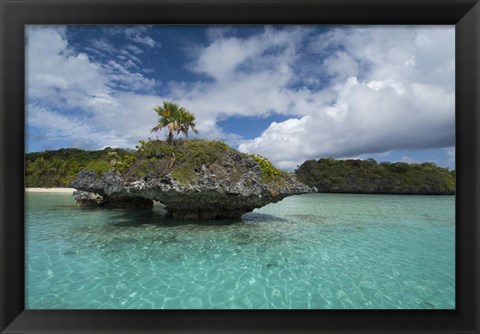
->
(73, 190), (105, 207)
(69, 146), (312, 219)
(72, 189), (153, 209)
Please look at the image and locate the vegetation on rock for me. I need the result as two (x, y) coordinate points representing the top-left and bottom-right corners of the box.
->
(120, 139), (237, 183)
(25, 140), (291, 189)
(247, 154), (282, 181)
(295, 158), (455, 194)
(245, 153), (294, 191)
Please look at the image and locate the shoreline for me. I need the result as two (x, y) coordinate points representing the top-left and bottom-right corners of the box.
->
(25, 187), (75, 194)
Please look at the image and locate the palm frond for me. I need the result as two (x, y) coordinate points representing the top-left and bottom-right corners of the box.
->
(151, 101), (199, 143)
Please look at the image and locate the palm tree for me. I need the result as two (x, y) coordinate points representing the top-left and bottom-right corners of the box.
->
(151, 101), (178, 144)
(27, 157), (49, 177)
(176, 108), (198, 139)
(151, 102), (198, 145)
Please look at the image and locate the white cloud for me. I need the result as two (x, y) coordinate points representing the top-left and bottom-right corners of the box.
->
(238, 26), (455, 169)
(26, 27), (109, 106)
(102, 26), (158, 48)
(125, 44), (143, 55)
(26, 26), (158, 149)
(103, 60), (155, 91)
(26, 25), (455, 171)
(323, 51), (359, 79)
(124, 27), (157, 47)
(27, 104), (131, 149)
(90, 39), (116, 54)
(238, 117), (313, 170)
(189, 26), (305, 81)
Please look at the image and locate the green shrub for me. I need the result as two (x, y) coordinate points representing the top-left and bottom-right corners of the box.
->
(132, 139), (232, 169)
(82, 160), (112, 176)
(171, 166), (198, 184)
(116, 154), (137, 173)
(247, 154), (284, 183)
(117, 139), (236, 182)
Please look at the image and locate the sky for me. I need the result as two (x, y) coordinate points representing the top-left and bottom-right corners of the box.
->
(26, 25), (455, 170)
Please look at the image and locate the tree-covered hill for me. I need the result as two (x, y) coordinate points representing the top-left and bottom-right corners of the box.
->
(25, 147), (131, 187)
(295, 158), (455, 195)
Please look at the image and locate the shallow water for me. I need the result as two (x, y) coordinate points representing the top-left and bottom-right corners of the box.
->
(25, 193), (455, 309)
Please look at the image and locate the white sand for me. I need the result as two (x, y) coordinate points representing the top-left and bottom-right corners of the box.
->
(25, 187), (76, 194)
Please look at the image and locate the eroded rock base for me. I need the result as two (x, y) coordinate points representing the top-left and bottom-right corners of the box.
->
(73, 190), (153, 209)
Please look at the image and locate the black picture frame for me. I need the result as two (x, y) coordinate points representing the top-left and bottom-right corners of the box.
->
(1, 0), (479, 333)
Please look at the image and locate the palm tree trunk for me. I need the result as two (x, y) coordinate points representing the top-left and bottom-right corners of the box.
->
(167, 131), (174, 145)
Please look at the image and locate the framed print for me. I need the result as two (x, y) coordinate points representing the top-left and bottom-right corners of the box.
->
(1, 0), (479, 333)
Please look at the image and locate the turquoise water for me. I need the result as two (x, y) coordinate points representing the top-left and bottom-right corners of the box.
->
(25, 193), (455, 309)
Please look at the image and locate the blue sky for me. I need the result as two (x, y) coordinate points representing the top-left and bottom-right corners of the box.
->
(26, 25), (455, 170)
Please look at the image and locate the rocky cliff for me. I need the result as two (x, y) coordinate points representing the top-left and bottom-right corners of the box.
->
(70, 140), (312, 219)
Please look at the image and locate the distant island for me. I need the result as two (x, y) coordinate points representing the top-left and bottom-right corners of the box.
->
(295, 158), (455, 195)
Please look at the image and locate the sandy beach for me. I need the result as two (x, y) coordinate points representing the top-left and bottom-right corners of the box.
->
(25, 188), (76, 194)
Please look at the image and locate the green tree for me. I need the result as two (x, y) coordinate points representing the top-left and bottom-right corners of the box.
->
(151, 102), (198, 145)
(175, 108), (198, 139)
(48, 158), (68, 186)
(27, 157), (49, 178)
(83, 160), (112, 175)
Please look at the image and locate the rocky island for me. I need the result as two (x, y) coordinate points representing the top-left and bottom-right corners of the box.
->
(70, 139), (312, 219)
(295, 158), (455, 195)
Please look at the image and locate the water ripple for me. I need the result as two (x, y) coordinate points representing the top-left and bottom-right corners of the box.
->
(26, 193), (455, 309)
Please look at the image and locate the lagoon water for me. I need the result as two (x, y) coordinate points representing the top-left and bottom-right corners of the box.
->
(25, 193), (455, 309)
